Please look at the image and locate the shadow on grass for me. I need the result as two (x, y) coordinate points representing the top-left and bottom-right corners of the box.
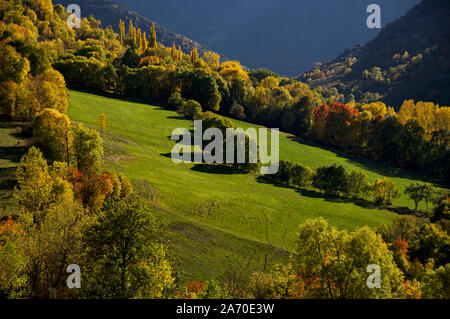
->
(286, 136), (445, 188)
(191, 163), (245, 175)
(256, 174), (427, 218)
(0, 146), (29, 163)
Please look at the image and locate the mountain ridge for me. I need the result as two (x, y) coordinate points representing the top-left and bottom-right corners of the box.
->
(56, 0), (216, 57)
(298, 0), (450, 108)
(113, 0), (420, 76)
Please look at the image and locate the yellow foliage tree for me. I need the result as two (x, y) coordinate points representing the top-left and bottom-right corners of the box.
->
(202, 51), (220, 69)
(33, 108), (72, 163)
(261, 76), (280, 90)
(219, 60), (249, 81)
(361, 102), (387, 118)
(398, 100), (416, 125)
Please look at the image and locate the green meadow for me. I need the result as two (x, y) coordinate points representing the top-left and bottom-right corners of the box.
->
(62, 89), (437, 280)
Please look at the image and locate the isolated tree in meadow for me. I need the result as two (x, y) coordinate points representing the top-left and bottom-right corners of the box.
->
(372, 177), (400, 205)
(98, 113), (106, 135)
(404, 183), (426, 210)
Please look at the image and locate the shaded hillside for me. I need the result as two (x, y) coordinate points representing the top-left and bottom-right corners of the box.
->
(56, 0), (214, 56)
(299, 0), (450, 108)
(114, 0), (419, 76)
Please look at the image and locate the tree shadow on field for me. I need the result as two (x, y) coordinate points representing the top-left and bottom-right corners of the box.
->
(0, 146), (29, 163)
(191, 163), (244, 175)
(256, 175), (328, 200)
(286, 136), (445, 188)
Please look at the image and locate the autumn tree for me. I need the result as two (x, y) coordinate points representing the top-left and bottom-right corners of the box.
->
(14, 147), (53, 225)
(23, 195), (91, 298)
(98, 113), (106, 136)
(190, 47), (199, 64)
(0, 216), (28, 298)
(372, 177), (400, 205)
(149, 23), (157, 48)
(261, 76), (279, 90)
(33, 108), (72, 163)
(72, 123), (104, 172)
(0, 44), (30, 83)
(202, 51), (220, 69)
(219, 61), (249, 81)
(297, 218), (404, 298)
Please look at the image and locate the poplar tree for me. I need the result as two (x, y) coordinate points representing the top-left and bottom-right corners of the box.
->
(119, 19), (125, 44)
(149, 23), (157, 48)
(177, 45), (183, 62)
(190, 47), (199, 63)
(141, 32), (148, 52)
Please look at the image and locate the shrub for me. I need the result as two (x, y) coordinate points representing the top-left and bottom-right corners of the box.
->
(167, 91), (185, 109)
(181, 100), (202, 120)
(313, 164), (348, 196)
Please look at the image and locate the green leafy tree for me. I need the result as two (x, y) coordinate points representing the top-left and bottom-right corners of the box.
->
(404, 183), (426, 210)
(421, 264), (450, 299)
(181, 100), (202, 120)
(313, 164), (348, 196)
(297, 218), (404, 298)
(345, 170), (371, 199)
(83, 195), (174, 299)
(199, 279), (230, 299)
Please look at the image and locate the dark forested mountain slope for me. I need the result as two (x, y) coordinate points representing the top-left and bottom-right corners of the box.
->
(56, 0), (213, 56)
(299, 0), (450, 108)
(113, 0), (419, 76)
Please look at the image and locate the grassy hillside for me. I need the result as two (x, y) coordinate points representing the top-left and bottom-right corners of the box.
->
(65, 89), (444, 280)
